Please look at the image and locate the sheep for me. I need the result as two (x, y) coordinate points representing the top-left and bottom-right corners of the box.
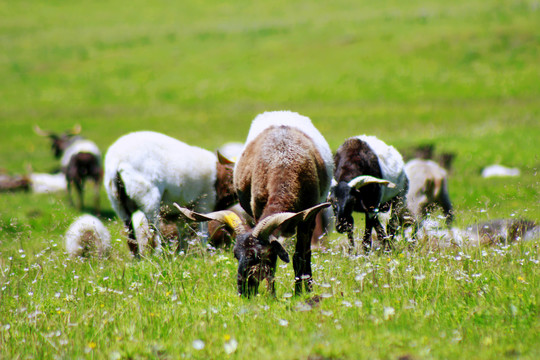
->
(329, 135), (409, 253)
(103, 131), (236, 256)
(29, 172), (68, 194)
(404, 159), (453, 227)
(34, 124), (103, 212)
(175, 111), (333, 296)
(65, 214), (111, 258)
(0, 172), (30, 192)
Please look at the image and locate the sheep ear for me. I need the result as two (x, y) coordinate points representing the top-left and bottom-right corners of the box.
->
(348, 175), (396, 189)
(271, 241), (290, 263)
(173, 203), (245, 234)
(301, 202), (331, 223)
(252, 212), (304, 243)
(217, 151), (235, 165)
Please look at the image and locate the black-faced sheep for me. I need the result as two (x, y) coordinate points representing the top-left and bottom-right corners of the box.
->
(103, 131), (236, 256)
(404, 159), (453, 227)
(65, 214), (111, 258)
(176, 111), (333, 296)
(34, 124), (102, 212)
(329, 135), (409, 252)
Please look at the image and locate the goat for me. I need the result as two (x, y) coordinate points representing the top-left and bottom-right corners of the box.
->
(65, 214), (111, 258)
(176, 111), (333, 296)
(34, 124), (102, 212)
(405, 159), (453, 227)
(329, 135), (409, 253)
(103, 131), (236, 256)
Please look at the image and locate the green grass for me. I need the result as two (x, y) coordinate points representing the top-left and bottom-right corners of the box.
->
(1, 0), (539, 358)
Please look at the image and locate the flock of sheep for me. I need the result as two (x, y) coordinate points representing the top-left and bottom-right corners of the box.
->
(4, 111), (538, 296)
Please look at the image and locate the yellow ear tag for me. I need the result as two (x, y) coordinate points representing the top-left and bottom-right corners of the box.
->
(223, 213), (242, 230)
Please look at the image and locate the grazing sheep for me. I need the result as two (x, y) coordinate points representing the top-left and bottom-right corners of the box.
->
(0, 172), (30, 192)
(329, 135), (409, 252)
(34, 124), (103, 212)
(103, 131), (236, 256)
(466, 218), (537, 246)
(29, 172), (67, 194)
(412, 217), (538, 248)
(65, 214), (111, 258)
(176, 111), (333, 296)
(481, 164), (520, 178)
(405, 159), (453, 227)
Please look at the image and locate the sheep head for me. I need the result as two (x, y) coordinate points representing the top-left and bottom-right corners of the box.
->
(34, 124), (82, 159)
(174, 202), (329, 296)
(329, 175), (396, 233)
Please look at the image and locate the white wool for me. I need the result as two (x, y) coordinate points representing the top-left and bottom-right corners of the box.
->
(65, 214), (111, 257)
(61, 139), (102, 168)
(355, 135), (407, 203)
(104, 131), (219, 248)
(481, 164), (520, 178)
(218, 142), (244, 162)
(240, 111), (334, 196)
(132, 210), (152, 251)
(29, 172), (67, 193)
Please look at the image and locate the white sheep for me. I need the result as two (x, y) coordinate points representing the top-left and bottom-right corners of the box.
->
(329, 135), (409, 252)
(404, 159), (453, 226)
(34, 125), (103, 212)
(65, 214), (111, 258)
(103, 131), (236, 256)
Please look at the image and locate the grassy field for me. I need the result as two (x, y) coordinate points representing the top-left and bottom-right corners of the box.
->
(1, 0), (539, 358)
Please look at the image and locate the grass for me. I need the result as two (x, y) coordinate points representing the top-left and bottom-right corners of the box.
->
(1, 0), (539, 358)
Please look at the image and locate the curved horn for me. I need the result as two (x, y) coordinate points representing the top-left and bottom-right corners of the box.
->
(70, 124), (82, 135)
(173, 203), (246, 235)
(252, 212), (304, 243)
(301, 202), (331, 222)
(217, 151), (235, 165)
(33, 125), (52, 137)
(348, 175), (396, 189)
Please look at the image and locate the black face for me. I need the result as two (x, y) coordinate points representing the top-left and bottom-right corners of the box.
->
(330, 182), (357, 233)
(233, 233), (289, 297)
(50, 134), (78, 159)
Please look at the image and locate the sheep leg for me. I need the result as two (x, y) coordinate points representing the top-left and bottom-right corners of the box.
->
(293, 222), (314, 294)
(362, 218), (374, 253)
(74, 179), (84, 210)
(347, 230), (355, 254)
(66, 179), (74, 206)
(93, 181), (101, 215)
(124, 218), (140, 258)
(438, 184), (454, 227)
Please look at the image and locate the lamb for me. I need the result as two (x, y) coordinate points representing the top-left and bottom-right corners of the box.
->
(103, 131), (236, 256)
(34, 124), (103, 212)
(404, 159), (453, 227)
(175, 111), (333, 296)
(329, 135), (409, 252)
(65, 214), (111, 258)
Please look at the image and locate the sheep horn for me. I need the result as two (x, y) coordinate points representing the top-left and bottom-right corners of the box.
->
(251, 212), (304, 243)
(301, 202), (331, 223)
(173, 203), (246, 235)
(348, 175), (396, 189)
(217, 151), (235, 165)
(33, 125), (52, 137)
(70, 124), (82, 135)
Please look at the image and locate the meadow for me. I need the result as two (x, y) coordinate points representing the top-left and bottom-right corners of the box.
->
(1, 0), (539, 358)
